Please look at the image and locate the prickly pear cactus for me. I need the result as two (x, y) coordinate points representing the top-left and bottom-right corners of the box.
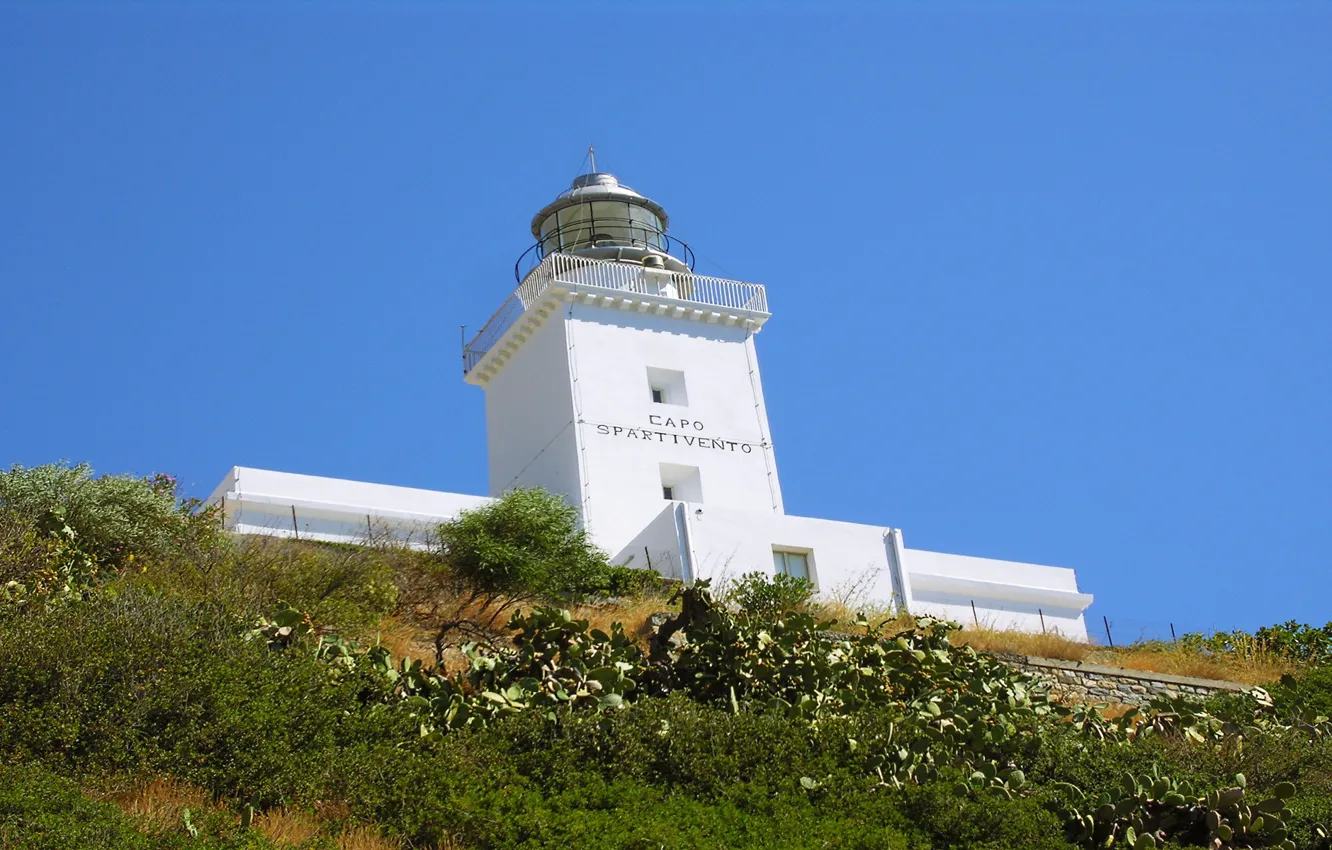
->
(1057, 769), (1298, 849)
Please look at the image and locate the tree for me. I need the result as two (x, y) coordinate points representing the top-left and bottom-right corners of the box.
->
(403, 488), (619, 663)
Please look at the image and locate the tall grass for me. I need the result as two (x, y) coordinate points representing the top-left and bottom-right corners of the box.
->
(948, 624), (1296, 686)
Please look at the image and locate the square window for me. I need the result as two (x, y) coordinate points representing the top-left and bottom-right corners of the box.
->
(646, 367), (687, 406)
(659, 463), (701, 502)
(773, 550), (810, 581)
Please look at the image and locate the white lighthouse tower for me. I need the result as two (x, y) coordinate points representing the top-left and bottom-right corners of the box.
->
(209, 165), (1096, 639)
(463, 171), (781, 563)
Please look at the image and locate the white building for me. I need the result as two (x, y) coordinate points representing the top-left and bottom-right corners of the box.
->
(209, 170), (1094, 639)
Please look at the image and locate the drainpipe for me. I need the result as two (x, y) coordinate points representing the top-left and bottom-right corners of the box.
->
(673, 502), (697, 585)
(884, 528), (914, 614)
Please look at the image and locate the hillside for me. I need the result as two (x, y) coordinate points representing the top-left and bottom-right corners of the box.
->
(2, 463), (1330, 850)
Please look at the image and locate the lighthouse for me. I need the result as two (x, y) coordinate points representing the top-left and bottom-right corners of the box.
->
(209, 166), (1095, 639)
(463, 171), (782, 565)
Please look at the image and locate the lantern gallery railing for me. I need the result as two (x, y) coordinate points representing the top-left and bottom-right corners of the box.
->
(513, 229), (697, 281)
(463, 253), (769, 375)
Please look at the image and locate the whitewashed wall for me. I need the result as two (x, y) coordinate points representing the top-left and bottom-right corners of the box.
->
(612, 502), (687, 581)
(678, 503), (905, 606)
(903, 548), (1091, 638)
(482, 316), (582, 503)
(565, 305), (782, 557)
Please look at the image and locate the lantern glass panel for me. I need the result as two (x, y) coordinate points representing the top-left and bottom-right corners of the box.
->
(556, 205), (592, 251)
(590, 201), (634, 245)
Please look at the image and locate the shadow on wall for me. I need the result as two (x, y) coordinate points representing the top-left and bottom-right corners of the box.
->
(229, 503), (440, 550)
(912, 589), (1084, 636)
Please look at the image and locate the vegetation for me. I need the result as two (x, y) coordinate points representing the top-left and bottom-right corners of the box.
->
(1, 462), (1331, 849)
(722, 570), (817, 619)
(405, 486), (654, 661)
(951, 625), (1300, 687)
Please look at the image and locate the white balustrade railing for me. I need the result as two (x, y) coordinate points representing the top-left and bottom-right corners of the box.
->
(464, 253), (769, 374)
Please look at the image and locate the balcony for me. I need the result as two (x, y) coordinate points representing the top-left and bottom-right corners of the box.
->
(462, 253), (770, 381)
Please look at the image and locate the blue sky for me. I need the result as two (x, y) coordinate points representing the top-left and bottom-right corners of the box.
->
(2, 3), (1329, 639)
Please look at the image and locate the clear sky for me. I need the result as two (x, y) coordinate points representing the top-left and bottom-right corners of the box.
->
(2, 3), (1329, 639)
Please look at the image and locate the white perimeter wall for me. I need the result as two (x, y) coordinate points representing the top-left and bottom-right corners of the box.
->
(207, 466), (491, 547)
(207, 468), (1092, 640)
(567, 305), (783, 558)
(903, 548), (1091, 638)
(651, 503), (1091, 640)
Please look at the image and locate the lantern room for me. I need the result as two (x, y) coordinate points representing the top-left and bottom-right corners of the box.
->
(517, 172), (694, 279)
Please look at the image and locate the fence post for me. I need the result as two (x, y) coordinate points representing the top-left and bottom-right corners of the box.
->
(970, 600), (979, 627)
(291, 506), (299, 540)
(1039, 608), (1046, 634)
(1170, 622), (1177, 642)
(1103, 615), (1114, 648)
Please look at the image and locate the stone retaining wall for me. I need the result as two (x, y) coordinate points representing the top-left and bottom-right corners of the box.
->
(985, 652), (1250, 705)
(645, 613), (1252, 707)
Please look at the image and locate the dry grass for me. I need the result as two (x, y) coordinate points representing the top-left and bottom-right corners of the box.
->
(253, 808), (322, 846)
(334, 824), (406, 850)
(951, 626), (1096, 663)
(99, 776), (216, 834)
(816, 601), (914, 633)
(371, 616), (437, 666)
(572, 595), (676, 644)
(1104, 645), (1295, 686)
(94, 776), (422, 850)
(946, 624), (1295, 686)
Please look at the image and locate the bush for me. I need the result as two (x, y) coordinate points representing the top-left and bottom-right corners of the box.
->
(0, 462), (222, 571)
(0, 587), (412, 809)
(723, 571), (816, 619)
(1269, 665), (1332, 723)
(145, 536), (401, 632)
(404, 488), (632, 658)
(436, 487), (616, 599)
(0, 763), (277, 850)
(1179, 620), (1332, 666)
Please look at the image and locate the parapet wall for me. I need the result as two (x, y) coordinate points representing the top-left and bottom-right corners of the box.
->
(984, 652), (1250, 705)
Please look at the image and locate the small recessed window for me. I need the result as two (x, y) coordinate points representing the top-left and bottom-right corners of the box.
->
(646, 367), (687, 406)
(659, 463), (701, 502)
(773, 550), (810, 581)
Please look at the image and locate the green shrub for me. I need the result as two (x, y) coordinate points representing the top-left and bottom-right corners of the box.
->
(1179, 620), (1332, 666)
(436, 487), (616, 599)
(603, 561), (673, 597)
(0, 587), (412, 809)
(206, 537), (399, 631)
(404, 488), (630, 658)
(0, 462), (222, 571)
(0, 763), (279, 850)
(5, 473), (1332, 850)
(1269, 666), (1332, 723)
(0, 504), (103, 609)
(723, 571), (816, 618)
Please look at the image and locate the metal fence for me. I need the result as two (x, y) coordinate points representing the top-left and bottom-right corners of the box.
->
(463, 252), (769, 375)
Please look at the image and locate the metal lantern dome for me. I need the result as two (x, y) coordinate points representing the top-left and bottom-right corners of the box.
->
(515, 172), (695, 281)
